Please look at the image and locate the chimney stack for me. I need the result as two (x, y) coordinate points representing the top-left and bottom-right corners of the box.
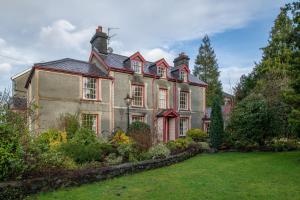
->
(90, 26), (108, 55)
(173, 52), (190, 68)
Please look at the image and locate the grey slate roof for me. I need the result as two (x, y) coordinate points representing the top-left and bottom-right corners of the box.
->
(103, 53), (207, 85)
(35, 58), (108, 77)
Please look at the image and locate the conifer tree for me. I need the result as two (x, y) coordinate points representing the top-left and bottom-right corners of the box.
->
(285, 2), (300, 136)
(193, 35), (223, 106)
(209, 96), (224, 150)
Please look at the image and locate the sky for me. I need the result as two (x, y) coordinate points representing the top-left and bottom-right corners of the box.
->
(0, 0), (293, 94)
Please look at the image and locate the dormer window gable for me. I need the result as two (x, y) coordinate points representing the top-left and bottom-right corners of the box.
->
(128, 52), (145, 74)
(155, 58), (170, 78)
(179, 67), (189, 82)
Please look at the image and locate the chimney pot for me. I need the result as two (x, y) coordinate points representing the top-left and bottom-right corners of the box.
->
(96, 26), (102, 33)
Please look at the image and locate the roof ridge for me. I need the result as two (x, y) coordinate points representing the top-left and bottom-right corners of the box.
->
(35, 58), (89, 66)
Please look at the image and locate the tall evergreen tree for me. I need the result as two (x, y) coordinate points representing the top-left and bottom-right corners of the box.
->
(193, 35), (223, 106)
(285, 2), (300, 136)
(209, 96), (224, 150)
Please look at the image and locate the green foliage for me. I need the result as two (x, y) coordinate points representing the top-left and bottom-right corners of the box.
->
(36, 129), (67, 152)
(61, 128), (103, 164)
(105, 153), (123, 165)
(228, 94), (269, 145)
(112, 129), (131, 145)
(284, 2), (300, 136)
(59, 113), (80, 139)
(209, 96), (224, 149)
(174, 138), (192, 150)
(193, 35), (223, 106)
(234, 72), (257, 102)
(147, 143), (170, 159)
(186, 128), (208, 142)
(128, 121), (152, 151)
(166, 141), (177, 154)
(267, 138), (300, 151)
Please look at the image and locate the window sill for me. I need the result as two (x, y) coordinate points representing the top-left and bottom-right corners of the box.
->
(80, 98), (102, 102)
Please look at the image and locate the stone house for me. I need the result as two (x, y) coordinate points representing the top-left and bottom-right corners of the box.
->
(12, 26), (207, 142)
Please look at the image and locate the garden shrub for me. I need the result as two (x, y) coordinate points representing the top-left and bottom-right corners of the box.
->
(117, 143), (135, 162)
(106, 153), (123, 165)
(36, 129), (67, 152)
(166, 140), (177, 154)
(61, 128), (103, 164)
(174, 137), (192, 150)
(147, 143), (170, 159)
(128, 121), (152, 151)
(199, 142), (210, 151)
(58, 113), (80, 139)
(268, 138), (300, 151)
(112, 130), (131, 145)
(187, 128), (208, 142)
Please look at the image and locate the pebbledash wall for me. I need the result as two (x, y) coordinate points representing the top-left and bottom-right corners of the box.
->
(13, 26), (207, 142)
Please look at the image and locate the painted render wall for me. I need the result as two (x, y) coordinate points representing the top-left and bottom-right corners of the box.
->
(12, 71), (30, 97)
(112, 71), (205, 132)
(33, 70), (111, 133)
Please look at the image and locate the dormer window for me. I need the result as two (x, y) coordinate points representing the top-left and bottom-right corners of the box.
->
(158, 66), (166, 78)
(180, 71), (187, 82)
(132, 60), (142, 74)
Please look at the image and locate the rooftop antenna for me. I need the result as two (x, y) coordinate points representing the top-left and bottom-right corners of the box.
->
(107, 27), (120, 47)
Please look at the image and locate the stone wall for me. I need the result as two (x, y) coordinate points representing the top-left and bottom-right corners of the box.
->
(0, 148), (201, 200)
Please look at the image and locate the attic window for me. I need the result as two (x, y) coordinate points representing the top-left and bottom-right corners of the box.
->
(180, 71), (187, 82)
(158, 66), (166, 78)
(132, 60), (142, 74)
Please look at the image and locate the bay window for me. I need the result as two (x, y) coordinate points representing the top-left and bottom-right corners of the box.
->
(132, 85), (144, 107)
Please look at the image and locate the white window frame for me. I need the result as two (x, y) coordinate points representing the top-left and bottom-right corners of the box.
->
(132, 60), (142, 74)
(158, 66), (166, 78)
(82, 114), (98, 133)
(159, 88), (167, 109)
(131, 115), (145, 123)
(179, 91), (189, 110)
(131, 85), (144, 107)
(179, 117), (189, 136)
(83, 77), (97, 100)
(180, 71), (187, 82)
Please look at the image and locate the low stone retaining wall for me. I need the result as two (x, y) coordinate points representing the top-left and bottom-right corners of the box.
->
(0, 148), (201, 199)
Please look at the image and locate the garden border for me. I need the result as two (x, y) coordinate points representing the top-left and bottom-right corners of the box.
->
(0, 148), (202, 199)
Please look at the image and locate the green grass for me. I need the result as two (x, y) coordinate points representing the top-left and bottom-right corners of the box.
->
(30, 152), (300, 200)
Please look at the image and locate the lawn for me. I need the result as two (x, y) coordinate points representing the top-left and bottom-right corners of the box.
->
(30, 152), (300, 200)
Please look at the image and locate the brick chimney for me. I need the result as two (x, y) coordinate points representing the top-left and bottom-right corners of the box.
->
(90, 26), (108, 55)
(173, 52), (190, 68)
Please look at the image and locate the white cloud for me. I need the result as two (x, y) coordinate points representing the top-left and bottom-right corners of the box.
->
(220, 66), (252, 94)
(0, 63), (12, 73)
(141, 48), (176, 64)
(39, 20), (93, 54)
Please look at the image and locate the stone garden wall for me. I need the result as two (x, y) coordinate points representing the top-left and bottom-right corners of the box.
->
(0, 148), (201, 200)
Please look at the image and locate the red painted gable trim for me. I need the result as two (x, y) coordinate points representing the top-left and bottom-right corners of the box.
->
(89, 51), (110, 72)
(155, 58), (170, 68)
(129, 51), (146, 63)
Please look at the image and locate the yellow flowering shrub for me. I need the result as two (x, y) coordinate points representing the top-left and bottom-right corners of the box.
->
(112, 130), (131, 145)
(37, 129), (67, 151)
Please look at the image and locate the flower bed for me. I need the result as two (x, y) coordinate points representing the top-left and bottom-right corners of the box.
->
(0, 147), (202, 200)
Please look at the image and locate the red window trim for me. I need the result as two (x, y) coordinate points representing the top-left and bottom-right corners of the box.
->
(82, 113), (99, 135)
(179, 91), (190, 111)
(159, 88), (168, 109)
(179, 116), (189, 137)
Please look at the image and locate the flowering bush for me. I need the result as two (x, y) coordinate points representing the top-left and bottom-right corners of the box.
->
(186, 128), (208, 142)
(112, 130), (131, 145)
(268, 138), (300, 151)
(147, 143), (170, 159)
(36, 129), (67, 152)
